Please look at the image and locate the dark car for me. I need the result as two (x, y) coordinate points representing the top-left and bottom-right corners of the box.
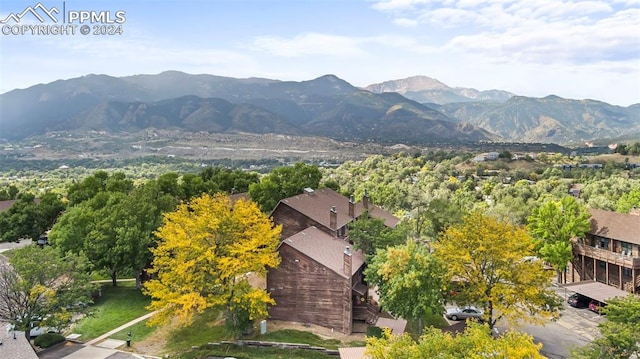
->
(567, 293), (590, 308)
(589, 300), (606, 314)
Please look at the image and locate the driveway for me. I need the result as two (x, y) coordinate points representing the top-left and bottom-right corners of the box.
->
(37, 341), (142, 359)
(444, 285), (603, 359)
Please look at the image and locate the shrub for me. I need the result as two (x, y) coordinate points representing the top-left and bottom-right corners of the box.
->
(366, 326), (383, 338)
(34, 333), (65, 348)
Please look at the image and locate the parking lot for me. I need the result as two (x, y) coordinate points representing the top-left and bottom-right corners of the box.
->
(444, 285), (604, 359)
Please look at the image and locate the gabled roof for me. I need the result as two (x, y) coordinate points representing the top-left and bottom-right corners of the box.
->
(0, 198), (41, 213)
(0, 322), (38, 359)
(281, 226), (365, 278)
(275, 188), (399, 229)
(589, 208), (640, 245)
(563, 280), (633, 304)
(0, 200), (16, 212)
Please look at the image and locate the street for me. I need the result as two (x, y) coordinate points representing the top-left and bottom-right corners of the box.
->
(445, 285), (604, 359)
(515, 286), (604, 359)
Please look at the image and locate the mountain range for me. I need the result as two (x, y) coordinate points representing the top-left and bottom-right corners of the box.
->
(1, 71), (638, 145)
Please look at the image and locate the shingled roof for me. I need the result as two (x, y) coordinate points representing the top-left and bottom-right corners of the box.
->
(589, 208), (640, 245)
(281, 226), (365, 278)
(276, 188), (399, 229)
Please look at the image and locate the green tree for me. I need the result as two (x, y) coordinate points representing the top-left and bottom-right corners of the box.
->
(616, 187), (640, 214)
(527, 196), (591, 283)
(143, 193), (281, 335)
(434, 211), (561, 330)
(365, 240), (447, 335)
(366, 322), (544, 359)
(50, 181), (175, 287)
(0, 192), (64, 243)
(571, 295), (640, 359)
(0, 246), (95, 339)
(67, 171), (132, 205)
(249, 162), (322, 212)
(348, 213), (407, 257)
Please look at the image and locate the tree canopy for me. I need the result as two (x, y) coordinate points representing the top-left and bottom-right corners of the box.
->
(366, 322), (544, 359)
(248, 162), (322, 212)
(50, 180), (176, 286)
(143, 193), (281, 335)
(348, 213), (407, 258)
(571, 295), (640, 359)
(433, 211), (561, 329)
(0, 191), (65, 243)
(365, 239), (447, 335)
(527, 196), (591, 282)
(0, 246), (95, 339)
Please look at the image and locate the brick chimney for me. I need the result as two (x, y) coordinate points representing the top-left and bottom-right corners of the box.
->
(362, 190), (369, 210)
(343, 246), (352, 277)
(348, 194), (355, 218)
(330, 206), (337, 231)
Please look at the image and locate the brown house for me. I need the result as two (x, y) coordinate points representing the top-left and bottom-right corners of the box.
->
(569, 208), (640, 293)
(270, 188), (399, 239)
(267, 188), (398, 334)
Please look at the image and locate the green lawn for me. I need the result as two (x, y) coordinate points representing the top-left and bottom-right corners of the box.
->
(163, 308), (235, 353)
(179, 345), (335, 359)
(252, 329), (344, 349)
(405, 312), (449, 339)
(111, 318), (156, 342)
(71, 282), (151, 340)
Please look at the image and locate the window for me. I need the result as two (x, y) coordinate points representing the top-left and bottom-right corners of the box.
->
(623, 267), (632, 277)
(598, 260), (606, 269)
(599, 237), (609, 250)
(621, 242), (633, 256)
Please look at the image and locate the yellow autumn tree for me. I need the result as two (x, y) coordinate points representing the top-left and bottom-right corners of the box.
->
(433, 211), (561, 330)
(366, 323), (544, 359)
(143, 193), (281, 334)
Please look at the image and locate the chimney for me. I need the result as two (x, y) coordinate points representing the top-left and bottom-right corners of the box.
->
(343, 246), (352, 277)
(348, 194), (355, 218)
(330, 206), (337, 231)
(362, 189), (369, 210)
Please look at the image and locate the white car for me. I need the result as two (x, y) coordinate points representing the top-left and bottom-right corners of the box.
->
(445, 306), (483, 321)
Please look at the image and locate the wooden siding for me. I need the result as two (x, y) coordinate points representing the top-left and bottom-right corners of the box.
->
(272, 204), (332, 239)
(569, 255), (639, 293)
(267, 244), (352, 334)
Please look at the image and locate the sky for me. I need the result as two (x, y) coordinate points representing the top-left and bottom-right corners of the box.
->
(1, 0), (639, 106)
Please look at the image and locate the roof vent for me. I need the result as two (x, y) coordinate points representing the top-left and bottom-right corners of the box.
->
(303, 187), (315, 194)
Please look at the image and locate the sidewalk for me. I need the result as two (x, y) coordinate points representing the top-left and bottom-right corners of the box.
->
(85, 310), (158, 346)
(39, 311), (160, 359)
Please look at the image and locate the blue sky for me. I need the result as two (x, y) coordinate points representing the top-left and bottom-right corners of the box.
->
(1, 0), (639, 106)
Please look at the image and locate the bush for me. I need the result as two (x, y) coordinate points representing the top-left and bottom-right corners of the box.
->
(366, 326), (383, 338)
(34, 333), (65, 348)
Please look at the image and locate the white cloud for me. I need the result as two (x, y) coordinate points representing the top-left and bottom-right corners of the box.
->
(393, 17), (419, 27)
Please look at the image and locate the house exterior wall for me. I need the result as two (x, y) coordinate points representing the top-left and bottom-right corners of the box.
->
(272, 204), (333, 239)
(570, 234), (640, 293)
(267, 244), (352, 334)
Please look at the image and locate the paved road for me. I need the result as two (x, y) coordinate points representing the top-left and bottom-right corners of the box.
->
(515, 286), (604, 359)
(446, 285), (604, 359)
(0, 239), (33, 263)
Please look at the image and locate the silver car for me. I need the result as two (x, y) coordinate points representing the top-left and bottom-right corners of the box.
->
(445, 306), (483, 321)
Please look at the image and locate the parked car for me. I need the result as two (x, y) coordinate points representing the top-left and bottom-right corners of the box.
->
(445, 306), (483, 321)
(589, 300), (605, 314)
(29, 323), (60, 337)
(567, 293), (590, 308)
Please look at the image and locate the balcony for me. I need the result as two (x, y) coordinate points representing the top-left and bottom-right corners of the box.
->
(573, 243), (640, 268)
